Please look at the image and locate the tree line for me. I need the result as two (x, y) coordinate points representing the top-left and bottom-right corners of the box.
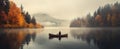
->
(0, 0), (43, 28)
(70, 2), (120, 27)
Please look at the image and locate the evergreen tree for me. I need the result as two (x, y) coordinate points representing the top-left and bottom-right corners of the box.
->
(25, 12), (31, 24)
(0, 0), (10, 15)
(5, 0), (10, 15)
(31, 16), (36, 25)
(21, 5), (23, 12)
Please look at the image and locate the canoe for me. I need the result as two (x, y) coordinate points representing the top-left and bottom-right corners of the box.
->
(49, 33), (68, 37)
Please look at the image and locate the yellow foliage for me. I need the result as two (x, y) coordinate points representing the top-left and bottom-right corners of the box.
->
(111, 14), (118, 26)
(107, 13), (111, 22)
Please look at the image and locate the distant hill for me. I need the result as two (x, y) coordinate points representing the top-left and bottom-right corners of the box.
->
(33, 13), (69, 27)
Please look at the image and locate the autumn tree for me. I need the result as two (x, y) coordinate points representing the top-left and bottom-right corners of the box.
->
(8, 1), (26, 27)
(0, 11), (8, 25)
(0, 0), (43, 28)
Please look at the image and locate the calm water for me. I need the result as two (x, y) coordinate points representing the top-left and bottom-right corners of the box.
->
(0, 27), (120, 49)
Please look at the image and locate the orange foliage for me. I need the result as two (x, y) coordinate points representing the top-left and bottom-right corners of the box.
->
(8, 1), (26, 27)
(0, 1), (43, 28)
(111, 14), (118, 26)
(95, 15), (103, 26)
(0, 11), (8, 22)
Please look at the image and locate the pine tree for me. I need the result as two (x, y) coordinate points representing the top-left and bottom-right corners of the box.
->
(0, 0), (10, 15)
(31, 16), (36, 25)
(25, 12), (31, 24)
(5, 0), (10, 15)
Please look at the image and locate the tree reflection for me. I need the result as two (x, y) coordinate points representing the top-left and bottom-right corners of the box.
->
(0, 29), (37, 49)
(71, 28), (120, 49)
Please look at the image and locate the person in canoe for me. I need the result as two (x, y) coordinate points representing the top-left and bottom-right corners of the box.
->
(49, 31), (68, 37)
(49, 31), (68, 41)
(58, 31), (61, 36)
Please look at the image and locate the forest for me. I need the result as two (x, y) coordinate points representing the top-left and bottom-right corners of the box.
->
(70, 2), (120, 27)
(0, 0), (43, 28)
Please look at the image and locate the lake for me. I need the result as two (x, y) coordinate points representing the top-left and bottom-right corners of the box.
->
(0, 27), (120, 49)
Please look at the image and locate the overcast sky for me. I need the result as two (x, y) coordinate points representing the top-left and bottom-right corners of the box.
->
(13, 0), (120, 20)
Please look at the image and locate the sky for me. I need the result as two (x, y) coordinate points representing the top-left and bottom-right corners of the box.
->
(13, 0), (120, 20)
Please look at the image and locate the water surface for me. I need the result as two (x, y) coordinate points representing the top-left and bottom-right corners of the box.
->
(0, 27), (120, 49)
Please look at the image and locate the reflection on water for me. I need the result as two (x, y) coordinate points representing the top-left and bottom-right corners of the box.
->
(71, 28), (120, 49)
(0, 29), (41, 49)
(0, 28), (120, 49)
